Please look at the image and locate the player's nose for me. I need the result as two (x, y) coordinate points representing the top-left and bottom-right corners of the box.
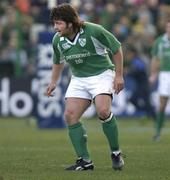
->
(54, 24), (58, 31)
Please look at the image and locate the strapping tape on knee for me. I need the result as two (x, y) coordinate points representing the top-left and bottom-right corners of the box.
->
(100, 112), (113, 123)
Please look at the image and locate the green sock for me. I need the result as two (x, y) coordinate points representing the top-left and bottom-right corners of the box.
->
(68, 122), (90, 160)
(102, 115), (119, 151)
(156, 111), (165, 136)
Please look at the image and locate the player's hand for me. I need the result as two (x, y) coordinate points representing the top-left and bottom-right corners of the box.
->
(113, 75), (124, 94)
(45, 83), (56, 97)
(149, 74), (157, 85)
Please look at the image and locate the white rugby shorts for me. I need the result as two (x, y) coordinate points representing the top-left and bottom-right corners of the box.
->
(158, 71), (170, 97)
(65, 69), (115, 100)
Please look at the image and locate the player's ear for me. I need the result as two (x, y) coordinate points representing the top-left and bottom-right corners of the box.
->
(68, 23), (72, 28)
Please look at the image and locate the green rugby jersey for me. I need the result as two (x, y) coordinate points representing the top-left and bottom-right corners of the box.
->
(52, 22), (121, 77)
(151, 34), (170, 71)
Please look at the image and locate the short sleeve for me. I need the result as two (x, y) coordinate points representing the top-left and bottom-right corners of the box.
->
(95, 25), (121, 54)
(52, 34), (63, 64)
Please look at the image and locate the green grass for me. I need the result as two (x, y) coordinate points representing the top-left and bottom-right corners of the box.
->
(0, 117), (170, 180)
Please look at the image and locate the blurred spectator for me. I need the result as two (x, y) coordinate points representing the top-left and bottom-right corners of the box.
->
(147, 0), (159, 25)
(30, 0), (50, 25)
(15, 0), (30, 14)
(132, 4), (157, 36)
(99, 3), (116, 32)
(1, 30), (28, 76)
(113, 16), (131, 42)
(124, 46), (156, 121)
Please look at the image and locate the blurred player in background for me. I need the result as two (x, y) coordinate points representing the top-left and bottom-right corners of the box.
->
(45, 3), (124, 171)
(150, 19), (170, 141)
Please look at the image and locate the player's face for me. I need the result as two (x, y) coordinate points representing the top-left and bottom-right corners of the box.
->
(53, 20), (71, 36)
(166, 22), (170, 36)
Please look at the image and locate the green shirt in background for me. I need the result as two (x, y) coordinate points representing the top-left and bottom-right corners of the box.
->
(52, 22), (121, 77)
(151, 34), (170, 71)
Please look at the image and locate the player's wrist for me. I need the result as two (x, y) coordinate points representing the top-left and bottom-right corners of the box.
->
(50, 82), (57, 87)
(151, 73), (157, 78)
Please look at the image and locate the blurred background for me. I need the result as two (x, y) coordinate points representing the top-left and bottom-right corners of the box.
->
(0, 0), (170, 128)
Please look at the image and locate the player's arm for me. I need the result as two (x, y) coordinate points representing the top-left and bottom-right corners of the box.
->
(149, 37), (160, 84)
(45, 63), (64, 97)
(45, 34), (65, 97)
(149, 56), (160, 84)
(113, 47), (124, 94)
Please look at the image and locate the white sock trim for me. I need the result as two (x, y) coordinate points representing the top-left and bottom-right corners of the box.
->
(112, 150), (121, 156)
(100, 112), (113, 123)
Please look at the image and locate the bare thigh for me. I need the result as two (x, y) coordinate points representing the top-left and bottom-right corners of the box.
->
(64, 98), (91, 125)
(159, 96), (169, 112)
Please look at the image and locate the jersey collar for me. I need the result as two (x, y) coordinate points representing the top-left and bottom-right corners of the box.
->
(61, 28), (84, 45)
(163, 34), (170, 42)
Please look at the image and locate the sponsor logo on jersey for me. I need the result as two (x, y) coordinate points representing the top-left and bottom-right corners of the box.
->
(60, 37), (64, 41)
(62, 43), (71, 50)
(64, 52), (91, 61)
(78, 38), (86, 47)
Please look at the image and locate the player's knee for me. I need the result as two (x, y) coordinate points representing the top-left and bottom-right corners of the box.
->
(159, 105), (166, 112)
(64, 109), (76, 124)
(97, 107), (110, 120)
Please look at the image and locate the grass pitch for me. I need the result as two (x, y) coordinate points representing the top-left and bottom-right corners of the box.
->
(0, 117), (170, 180)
